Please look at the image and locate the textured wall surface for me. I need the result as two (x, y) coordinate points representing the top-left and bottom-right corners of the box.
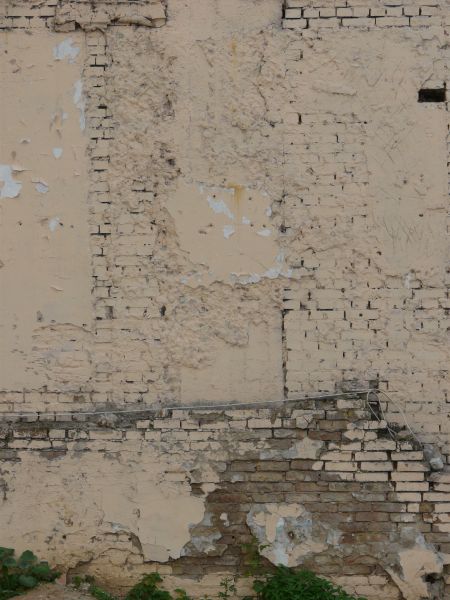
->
(0, 0), (449, 598)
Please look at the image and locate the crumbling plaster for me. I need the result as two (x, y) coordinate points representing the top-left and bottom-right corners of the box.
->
(2, 396), (450, 600)
(100, 0), (290, 405)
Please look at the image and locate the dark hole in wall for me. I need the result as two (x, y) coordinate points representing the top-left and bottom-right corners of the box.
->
(418, 88), (446, 103)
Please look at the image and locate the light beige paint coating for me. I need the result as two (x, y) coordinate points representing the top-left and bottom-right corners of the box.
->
(180, 320), (283, 404)
(167, 181), (288, 286)
(1, 449), (206, 564)
(0, 30), (91, 391)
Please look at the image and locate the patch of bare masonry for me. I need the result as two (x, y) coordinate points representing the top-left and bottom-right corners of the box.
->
(1, 392), (450, 600)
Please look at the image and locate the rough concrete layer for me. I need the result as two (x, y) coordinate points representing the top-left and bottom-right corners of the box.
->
(18, 584), (91, 600)
(1, 393), (450, 600)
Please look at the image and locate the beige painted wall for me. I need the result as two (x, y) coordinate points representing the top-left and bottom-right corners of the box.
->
(0, 30), (91, 391)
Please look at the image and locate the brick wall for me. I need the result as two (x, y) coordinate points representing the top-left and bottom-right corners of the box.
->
(1, 1), (450, 597)
(283, 1), (445, 30)
(1, 392), (449, 598)
(280, 0), (449, 446)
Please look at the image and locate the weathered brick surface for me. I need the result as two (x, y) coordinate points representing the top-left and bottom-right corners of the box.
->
(1, 1), (449, 598)
(1, 393), (449, 598)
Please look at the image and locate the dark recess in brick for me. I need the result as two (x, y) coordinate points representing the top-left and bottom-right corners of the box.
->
(418, 88), (446, 102)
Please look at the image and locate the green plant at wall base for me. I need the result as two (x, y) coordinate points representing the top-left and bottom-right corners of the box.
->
(0, 547), (60, 599)
(80, 573), (193, 600)
(126, 574), (179, 600)
(81, 564), (367, 600)
(246, 566), (367, 600)
(217, 577), (236, 600)
(88, 583), (117, 600)
(241, 540), (271, 577)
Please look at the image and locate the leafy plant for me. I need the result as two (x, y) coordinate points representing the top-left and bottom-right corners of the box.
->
(0, 547), (60, 600)
(81, 573), (192, 600)
(173, 589), (193, 600)
(89, 583), (117, 600)
(241, 540), (270, 577)
(218, 577), (236, 600)
(126, 573), (174, 600)
(248, 566), (367, 600)
(82, 567), (367, 600)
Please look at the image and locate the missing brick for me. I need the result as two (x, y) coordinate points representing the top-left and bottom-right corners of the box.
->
(418, 88), (446, 103)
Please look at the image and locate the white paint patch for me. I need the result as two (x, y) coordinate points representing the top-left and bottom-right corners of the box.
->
(231, 273), (261, 284)
(168, 181), (289, 286)
(48, 217), (60, 232)
(207, 196), (234, 220)
(19, 138), (31, 144)
(264, 253), (293, 280)
(52, 147), (63, 159)
(53, 38), (80, 63)
(73, 80), (86, 131)
(265, 206), (272, 217)
(0, 165), (22, 199)
(11, 164), (27, 172)
(404, 271), (413, 289)
(223, 225), (235, 239)
(34, 181), (49, 194)
(257, 228), (271, 237)
(247, 503), (328, 567)
(264, 266), (284, 279)
(231, 253), (292, 285)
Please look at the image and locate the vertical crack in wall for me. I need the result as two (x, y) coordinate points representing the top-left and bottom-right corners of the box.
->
(281, 306), (289, 399)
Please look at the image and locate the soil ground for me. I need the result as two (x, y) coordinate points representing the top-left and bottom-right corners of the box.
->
(19, 583), (92, 600)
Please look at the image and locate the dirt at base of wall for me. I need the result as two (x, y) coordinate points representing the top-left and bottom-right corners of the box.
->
(19, 583), (92, 600)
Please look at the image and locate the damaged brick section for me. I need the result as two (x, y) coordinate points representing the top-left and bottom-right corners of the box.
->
(1, 393), (450, 600)
(1, 2), (450, 600)
(55, 1), (166, 32)
(0, 1), (166, 30)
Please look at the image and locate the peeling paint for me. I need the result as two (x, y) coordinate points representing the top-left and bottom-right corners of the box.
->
(207, 194), (235, 220)
(34, 180), (49, 194)
(48, 217), (61, 232)
(0, 165), (22, 199)
(247, 503), (329, 567)
(53, 38), (80, 63)
(0, 30), (91, 390)
(223, 224), (235, 239)
(167, 181), (289, 285)
(0, 451), (207, 565)
(73, 80), (86, 131)
(386, 532), (443, 600)
(257, 228), (271, 237)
